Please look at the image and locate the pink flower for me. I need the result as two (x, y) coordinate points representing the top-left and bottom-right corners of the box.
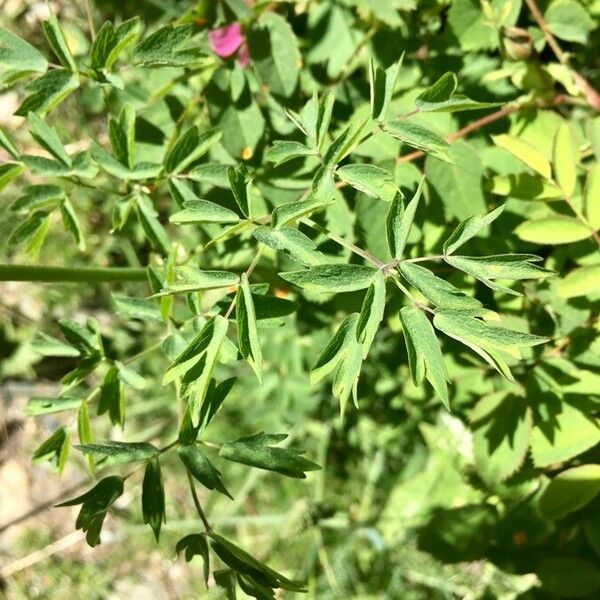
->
(209, 23), (244, 57)
(208, 23), (249, 68)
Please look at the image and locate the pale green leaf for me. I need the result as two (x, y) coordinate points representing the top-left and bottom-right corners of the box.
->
(336, 163), (397, 202)
(400, 306), (449, 409)
(265, 141), (315, 166)
(553, 122), (577, 197)
(237, 274), (262, 382)
(383, 120), (450, 162)
(557, 264), (600, 298)
(492, 134), (552, 179)
(253, 226), (325, 266)
(280, 264), (377, 294)
(400, 262), (484, 313)
(0, 27), (48, 72)
(443, 205), (505, 254)
(515, 216), (592, 245)
(386, 176), (424, 259)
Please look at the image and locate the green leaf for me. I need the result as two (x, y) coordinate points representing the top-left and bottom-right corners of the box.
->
(369, 55), (402, 121)
(489, 174), (563, 201)
(171, 200), (240, 225)
(336, 163), (398, 202)
(163, 315), (229, 386)
(16, 68), (79, 116)
(492, 135), (552, 180)
(446, 254), (554, 295)
(265, 141), (315, 166)
(539, 464), (600, 520)
(60, 199), (85, 251)
(76, 441), (159, 465)
(176, 534), (210, 583)
(251, 12), (300, 97)
(322, 120), (369, 168)
(23, 151), (97, 179)
(400, 262), (484, 313)
(253, 226), (325, 266)
(433, 310), (549, 378)
(57, 476), (124, 547)
(516, 216), (593, 245)
(399, 307), (449, 410)
(208, 531), (306, 592)
(311, 314), (359, 385)
(142, 458), (165, 541)
(0, 27), (48, 72)
(91, 18), (142, 70)
(165, 127), (221, 174)
(383, 120), (450, 162)
(32, 426), (70, 473)
(271, 194), (334, 228)
(553, 122), (577, 197)
(91, 143), (162, 180)
(132, 24), (202, 67)
(156, 268), (239, 296)
(179, 378), (236, 444)
(77, 400), (94, 473)
(28, 112), (71, 166)
(357, 271), (385, 356)
(14, 192), (61, 226)
(32, 332), (79, 357)
(109, 105), (135, 168)
(530, 402), (600, 467)
(386, 176), (424, 259)
(584, 162), (600, 229)
(112, 294), (162, 322)
(425, 140), (486, 220)
(237, 274), (262, 382)
(42, 12), (77, 70)
(8, 211), (50, 259)
(181, 319), (229, 426)
(228, 165), (252, 217)
(136, 193), (171, 255)
(220, 432), (320, 479)
(26, 396), (81, 415)
(0, 162), (24, 192)
(179, 444), (232, 499)
(0, 127), (20, 159)
(557, 265), (600, 298)
(415, 72), (457, 107)
(280, 264), (377, 294)
(544, 0), (595, 44)
(470, 391), (531, 484)
(98, 367), (125, 427)
(443, 205), (505, 255)
(115, 361), (146, 391)
(58, 318), (100, 354)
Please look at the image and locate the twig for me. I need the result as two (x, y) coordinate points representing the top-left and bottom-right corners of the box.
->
(301, 217), (386, 268)
(0, 530), (85, 578)
(397, 95), (575, 164)
(524, 0), (600, 111)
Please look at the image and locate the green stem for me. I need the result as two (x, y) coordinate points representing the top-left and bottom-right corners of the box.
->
(0, 264), (148, 283)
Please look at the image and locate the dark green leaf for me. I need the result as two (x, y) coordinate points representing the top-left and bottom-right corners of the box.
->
(76, 441), (159, 465)
(142, 458), (165, 541)
(386, 177), (424, 259)
(176, 534), (210, 584)
(179, 443), (232, 499)
(237, 274), (262, 381)
(16, 69), (79, 116)
(165, 127), (221, 174)
(42, 12), (76, 70)
(220, 432), (319, 479)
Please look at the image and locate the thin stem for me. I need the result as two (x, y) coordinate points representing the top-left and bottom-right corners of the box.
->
(301, 217), (385, 268)
(524, 0), (600, 111)
(187, 470), (212, 532)
(224, 247), (264, 319)
(397, 96), (575, 164)
(403, 255), (446, 263)
(0, 264), (148, 283)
